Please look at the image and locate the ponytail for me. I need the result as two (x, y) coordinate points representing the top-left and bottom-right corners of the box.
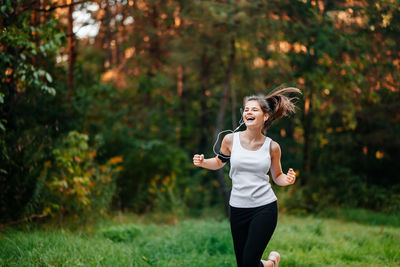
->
(244, 86), (302, 135)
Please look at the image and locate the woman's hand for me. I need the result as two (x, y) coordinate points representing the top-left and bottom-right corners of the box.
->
(270, 141), (297, 186)
(193, 154), (204, 167)
(285, 168), (296, 185)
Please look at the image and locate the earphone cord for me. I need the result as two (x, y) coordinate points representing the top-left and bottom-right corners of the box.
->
(212, 114), (245, 159)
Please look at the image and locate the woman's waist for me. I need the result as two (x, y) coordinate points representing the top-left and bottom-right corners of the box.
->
(229, 190), (277, 208)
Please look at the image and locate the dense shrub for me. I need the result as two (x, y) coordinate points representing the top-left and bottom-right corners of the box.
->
(33, 131), (122, 222)
(95, 129), (192, 214)
(280, 167), (400, 214)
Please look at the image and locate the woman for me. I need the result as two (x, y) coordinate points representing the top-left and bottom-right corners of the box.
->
(193, 87), (301, 267)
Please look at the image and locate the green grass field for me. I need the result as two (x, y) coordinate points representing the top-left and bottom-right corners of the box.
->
(1, 209), (399, 267)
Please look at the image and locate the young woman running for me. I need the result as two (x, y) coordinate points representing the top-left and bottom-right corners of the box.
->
(193, 87), (301, 267)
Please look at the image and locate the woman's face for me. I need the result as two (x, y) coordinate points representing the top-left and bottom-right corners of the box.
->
(243, 100), (267, 127)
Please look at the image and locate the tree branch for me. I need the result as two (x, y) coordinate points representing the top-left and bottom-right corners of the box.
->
(0, 214), (47, 229)
(22, 0), (90, 13)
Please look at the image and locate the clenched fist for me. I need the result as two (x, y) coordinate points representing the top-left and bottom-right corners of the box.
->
(193, 154), (204, 167)
(286, 168), (296, 185)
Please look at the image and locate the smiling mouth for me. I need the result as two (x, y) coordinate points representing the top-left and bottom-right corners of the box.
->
(246, 117), (255, 121)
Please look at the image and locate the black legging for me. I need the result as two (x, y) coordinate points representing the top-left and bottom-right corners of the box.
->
(229, 201), (278, 267)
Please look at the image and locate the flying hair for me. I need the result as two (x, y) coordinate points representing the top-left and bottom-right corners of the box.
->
(213, 86), (302, 158)
(244, 86), (302, 135)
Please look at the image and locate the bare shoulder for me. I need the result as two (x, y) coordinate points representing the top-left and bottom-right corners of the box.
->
(223, 133), (234, 145)
(221, 133), (234, 154)
(270, 140), (281, 156)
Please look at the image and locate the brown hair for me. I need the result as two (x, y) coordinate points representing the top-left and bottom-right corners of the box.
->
(244, 86), (302, 135)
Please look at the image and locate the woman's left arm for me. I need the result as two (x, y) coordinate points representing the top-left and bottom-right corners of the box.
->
(269, 141), (296, 186)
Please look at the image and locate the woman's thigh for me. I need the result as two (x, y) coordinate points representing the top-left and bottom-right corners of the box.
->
(230, 206), (251, 267)
(230, 201), (278, 267)
(242, 201), (278, 267)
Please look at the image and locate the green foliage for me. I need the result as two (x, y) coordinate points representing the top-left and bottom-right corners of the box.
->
(36, 131), (121, 221)
(1, 0), (400, 224)
(97, 131), (192, 213)
(0, 0), (66, 222)
(0, 1), (63, 102)
(280, 166), (400, 214)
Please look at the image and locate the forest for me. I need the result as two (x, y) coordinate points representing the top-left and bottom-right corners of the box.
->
(1, 0), (399, 226)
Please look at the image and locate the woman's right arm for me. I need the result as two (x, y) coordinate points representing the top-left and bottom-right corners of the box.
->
(193, 133), (233, 170)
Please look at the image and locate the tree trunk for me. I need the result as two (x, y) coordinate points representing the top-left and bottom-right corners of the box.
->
(213, 37), (236, 140)
(104, 1), (112, 69)
(177, 65), (187, 146)
(302, 89), (312, 185)
(213, 37), (236, 217)
(30, 0), (40, 66)
(175, 3), (187, 148)
(231, 86), (238, 129)
(67, 0), (76, 102)
(198, 50), (210, 153)
(149, 3), (162, 73)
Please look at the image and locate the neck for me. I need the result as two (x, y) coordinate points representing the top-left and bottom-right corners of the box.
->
(243, 127), (264, 141)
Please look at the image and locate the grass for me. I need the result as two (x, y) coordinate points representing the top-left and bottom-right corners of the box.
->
(315, 207), (400, 227)
(0, 209), (399, 267)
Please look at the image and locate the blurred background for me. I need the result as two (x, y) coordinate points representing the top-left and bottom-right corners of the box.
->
(1, 0), (399, 226)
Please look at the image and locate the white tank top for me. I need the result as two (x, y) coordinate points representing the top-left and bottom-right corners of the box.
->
(229, 131), (277, 208)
